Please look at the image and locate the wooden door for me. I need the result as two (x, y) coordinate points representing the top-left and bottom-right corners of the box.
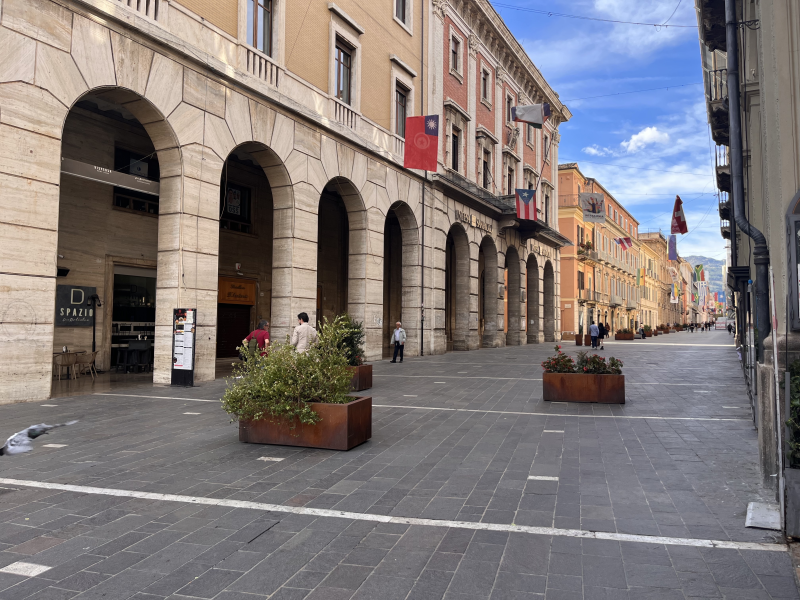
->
(216, 304), (252, 358)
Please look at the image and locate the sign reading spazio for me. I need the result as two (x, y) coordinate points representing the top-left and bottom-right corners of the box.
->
(55, 285), (96, 327)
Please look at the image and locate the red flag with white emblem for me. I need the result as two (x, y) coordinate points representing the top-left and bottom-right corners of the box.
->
(671, 195), (688, 234)
(403, 115), (439, 171)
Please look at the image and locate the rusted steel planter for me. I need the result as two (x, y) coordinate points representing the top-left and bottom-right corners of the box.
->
(239, 396), (372, 450)
(584, 334), (593, 346)
(614, 333), (634, 341)
(348, 364), (372, 391)
(575, 335), (583, 346)
(644, 331), (653, 337)
(543, 373), (625, 404)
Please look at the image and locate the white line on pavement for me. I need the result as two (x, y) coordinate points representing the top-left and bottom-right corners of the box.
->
(93, 394), (749, 422)
(372, 404), (750, 421)
(183, 412), (201, 415)
(373, 375), (737, 387)
(0, 561), (52, 576)
(257, 457), (285, 462)
(0, 478), (784, 553)
(528, 476), (559, 481)
(42, 444), (67, 448)
(543, 430), (565, 433)
(96, 394), (217, 402)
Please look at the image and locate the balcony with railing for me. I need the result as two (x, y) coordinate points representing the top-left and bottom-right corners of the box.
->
(715, 145), (730, 192)
(116, 0), (162, 22)
(331, 98), (360, 130)
(610, 294), (623, 307)
(245, 49), (281, 88)
(627, 298), (637, 310)
(706, 68), (729, 146)
(719, 191), (730, 220)
(721, 218), (731, 239)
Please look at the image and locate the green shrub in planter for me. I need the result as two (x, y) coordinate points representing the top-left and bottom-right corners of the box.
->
(336, 313), (365, 367)
(222, 316), (354, 426)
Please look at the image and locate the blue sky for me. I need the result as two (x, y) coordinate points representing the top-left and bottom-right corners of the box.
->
(492, 0), (726, 260)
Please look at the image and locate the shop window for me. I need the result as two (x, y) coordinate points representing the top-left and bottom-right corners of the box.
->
(113, 147), (160, 216)
(335, 38), (353, 105)
(220, 183), (253, 234)
(247, 0), (273, 57)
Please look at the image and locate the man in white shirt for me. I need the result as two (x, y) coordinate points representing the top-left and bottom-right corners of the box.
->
(389, 322), (406, 363)
(589, 321), (599, 349)
(291, 312), (318, 353)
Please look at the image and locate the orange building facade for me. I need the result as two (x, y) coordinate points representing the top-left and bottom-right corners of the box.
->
(558, 164), (641, 340)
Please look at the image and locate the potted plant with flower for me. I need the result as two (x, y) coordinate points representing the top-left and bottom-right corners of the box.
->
(542, 346), (625, 403)
(224, 316), (372, 450)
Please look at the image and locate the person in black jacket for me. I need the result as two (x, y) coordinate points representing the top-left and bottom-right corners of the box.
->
(597, 322), (606, 350)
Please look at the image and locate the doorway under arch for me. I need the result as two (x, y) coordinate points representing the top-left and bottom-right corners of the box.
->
(383, 201), (420, 357)
(54, 88), (180, 393)
(543, 260), (556, 342)
(478, 236), (498, 348)
(216, 143), (278, 359)
(445, 224), (470, 351)
(505, 247), (521, 346)
(526, 254), (540, 343)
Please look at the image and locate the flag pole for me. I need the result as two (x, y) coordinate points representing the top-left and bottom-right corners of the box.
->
(531, 133), (552, 219)
(420, 170), (425, 357)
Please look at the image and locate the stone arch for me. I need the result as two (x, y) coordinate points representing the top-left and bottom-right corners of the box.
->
(526, 253), (540, 343)
(445, 223), (470, 351)
(216, 141), (294, 358)
(543, 260), (556, 342)
(505, 246), (522, 346)
(383, 201), (420, 358)
(316, 177), (363, 325)
(53, 86), (183, 391)
(478, 236), (499, 348)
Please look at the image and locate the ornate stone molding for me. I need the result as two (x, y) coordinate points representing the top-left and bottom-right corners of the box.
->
(468, 33), (479, 57)
(432, 0), (448, 20)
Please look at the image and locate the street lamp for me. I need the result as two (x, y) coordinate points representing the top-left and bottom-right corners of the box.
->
(87, 293), (103, 372)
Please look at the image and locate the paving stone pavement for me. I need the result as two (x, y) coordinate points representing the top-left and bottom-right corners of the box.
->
(0, 330), (797, 599)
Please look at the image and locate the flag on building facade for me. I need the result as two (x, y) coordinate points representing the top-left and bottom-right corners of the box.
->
(636, 268), (643, 286)
(671, 283), (679, 303)
(403, 115), (439, 171)
(671, 195), (688, 234)
(511, 103), (550, 129)
(515, 189), (536, 221)
(614, 237), (633, 250)
(694, 264), (703, 282)
(668, 234), (677, 261)
(579, 192), (605, 223)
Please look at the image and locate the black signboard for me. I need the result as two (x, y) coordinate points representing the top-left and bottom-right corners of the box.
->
(171, 308), (196, 386)
(61, 158), (160, 196)
(55, 285), (97, 327)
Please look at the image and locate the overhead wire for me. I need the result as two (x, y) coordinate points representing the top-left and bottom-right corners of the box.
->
(490, 2), (697, 28)
(561, 82), (702, 102)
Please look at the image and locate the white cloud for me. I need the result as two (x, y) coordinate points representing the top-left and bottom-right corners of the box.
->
(582, 144), (615, 156)
(621, 126), (670, 152)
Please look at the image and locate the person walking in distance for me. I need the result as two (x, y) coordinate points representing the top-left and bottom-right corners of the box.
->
(389, 321), (406, 363)
(242, 319), (269, 357)
(589, 321), (599, 349)
(728, 323), (733, 335)
(291, 312), (318, 353)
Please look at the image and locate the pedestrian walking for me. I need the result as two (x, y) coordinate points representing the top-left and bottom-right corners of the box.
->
(291, 312), (318, 353)
(598, 322), (606, 350)
(589, 321), (599, 349)
(389, 321), (406, 363)
(728, 323), (733, 335)
(690, 323), (694, 333)
(639, 325), (646, 340)
(242, 319), (269, 358)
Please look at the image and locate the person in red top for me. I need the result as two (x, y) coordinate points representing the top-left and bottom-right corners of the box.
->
(243, 320), (270, 356)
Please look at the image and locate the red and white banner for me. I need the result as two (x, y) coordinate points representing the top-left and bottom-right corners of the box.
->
(671, 195), (688, 234)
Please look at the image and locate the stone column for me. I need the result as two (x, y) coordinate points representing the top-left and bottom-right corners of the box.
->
(466, 34), (478, 182)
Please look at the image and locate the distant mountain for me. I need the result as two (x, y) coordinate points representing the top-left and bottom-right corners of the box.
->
(682, 255), (725, 294)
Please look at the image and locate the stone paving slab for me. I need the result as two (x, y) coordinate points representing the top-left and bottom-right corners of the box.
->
(0, 331), (796, 599)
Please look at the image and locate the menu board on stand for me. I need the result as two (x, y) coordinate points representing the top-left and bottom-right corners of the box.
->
(171, 308), (196, 386)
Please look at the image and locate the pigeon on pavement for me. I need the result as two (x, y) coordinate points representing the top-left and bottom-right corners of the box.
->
(0, 421), (79, 456)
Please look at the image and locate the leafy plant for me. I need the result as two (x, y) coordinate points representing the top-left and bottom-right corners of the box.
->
(786, 360), (800, 468)
(576, 351), (623, 375)
(541, 345), (576, 373)
(221, 316), (354, 427)
(617, 328), (631, 334)
(335, 313), (365, 367)
(643, 325), (652, 332)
